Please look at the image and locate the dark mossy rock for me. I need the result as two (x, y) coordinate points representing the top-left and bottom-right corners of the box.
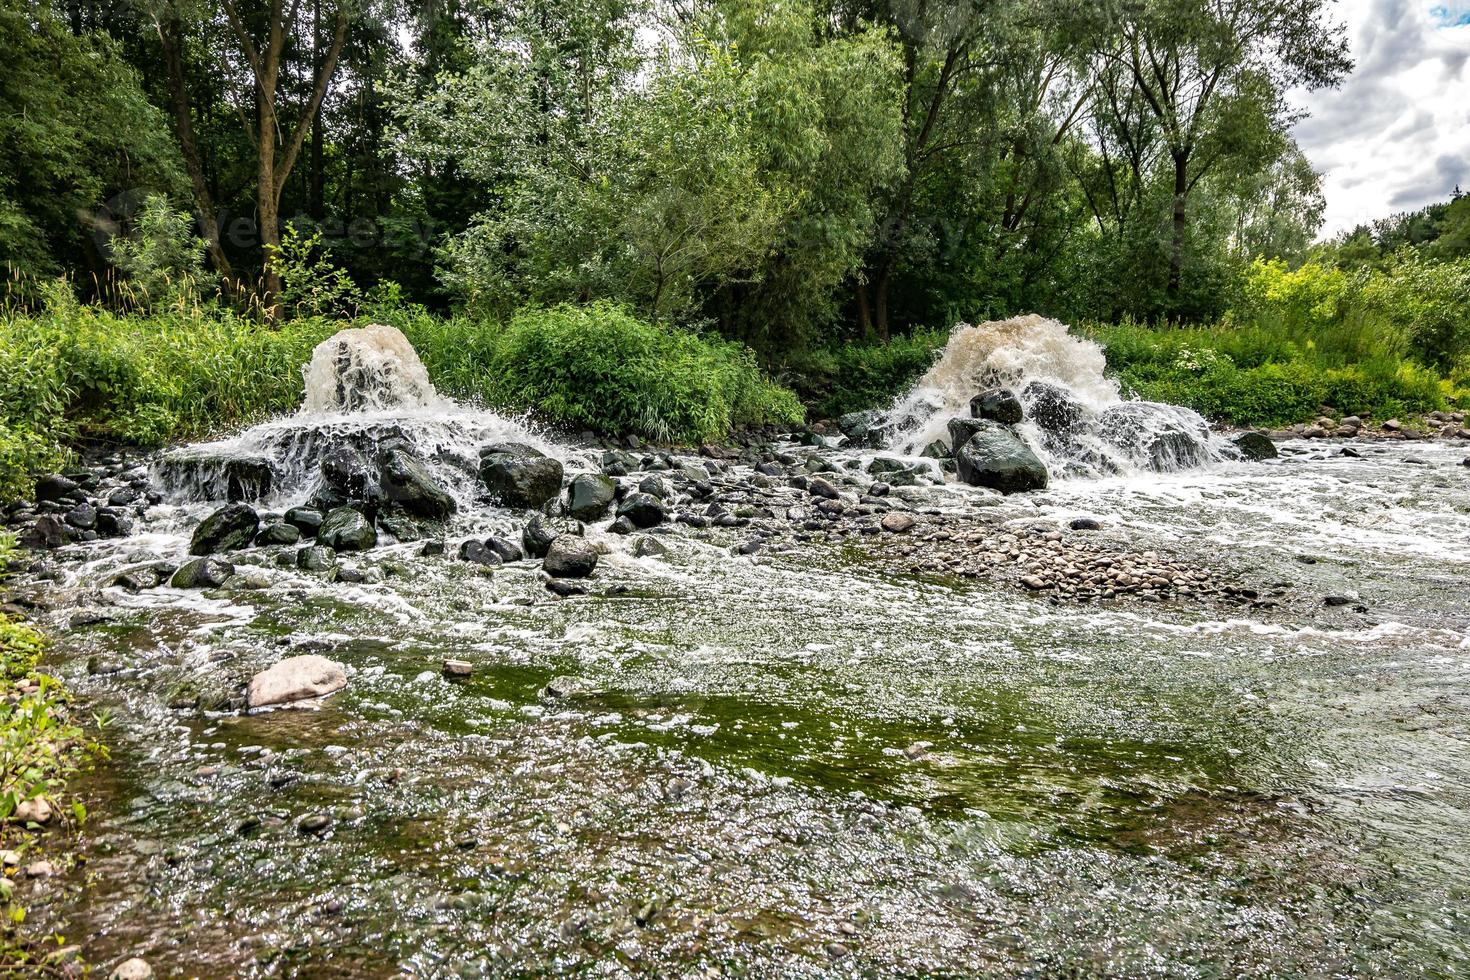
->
(566, 473), (616, 522)
(484, 536), (525, 563)
(284, 507), (323, 536)
(256, 522), (301, 546)
(522, 514), (584, 559)
(616, 492), (666, 529)
(296, 545), (337, 571)
(189, 504), (260, 555)
(458, 539), (503, 566)
(971, 388), (1023, 425)
(34, 474), (80, 503)
(170, 556), (235, 589)
(479, 444), (564, 509)
(954, 422), (1049, 494)
(318, 507), (377, 552)
(1233, 431), (1279, 461)
(1022, 381), (1086, 433)
(380, 447), (455, 520)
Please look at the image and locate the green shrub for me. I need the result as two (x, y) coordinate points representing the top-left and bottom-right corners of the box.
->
(783, 328), (946, 419)
(423, 302), (803, 444)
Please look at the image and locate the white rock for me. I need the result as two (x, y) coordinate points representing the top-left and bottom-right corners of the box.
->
(247, 655), (347, 708)
(110, 958), (155, 980)
(11, 796), (53, 824)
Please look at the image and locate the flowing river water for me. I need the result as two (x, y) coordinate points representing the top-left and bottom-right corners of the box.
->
(12, 322), (1470, 977)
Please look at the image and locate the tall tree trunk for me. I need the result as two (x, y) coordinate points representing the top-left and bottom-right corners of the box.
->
(855, 281), (871, 337)
(1168, 148), (1189, 303)
(156, 18), (234, 285)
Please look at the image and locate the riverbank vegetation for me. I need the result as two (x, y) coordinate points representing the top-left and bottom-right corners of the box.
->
(2, 0), (1469, 489)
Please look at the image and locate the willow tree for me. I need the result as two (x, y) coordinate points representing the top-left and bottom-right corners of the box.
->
(1092, 0), (1349, 302)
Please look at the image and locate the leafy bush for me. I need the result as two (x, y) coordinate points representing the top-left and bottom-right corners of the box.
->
(783, 328), (946, 419)
(403, 303), (803, 443)
(105, 194), (208, 309)
(0, 535), (102, 826)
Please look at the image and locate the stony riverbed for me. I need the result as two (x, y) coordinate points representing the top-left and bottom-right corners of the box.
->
(2, 427), (1469, 977)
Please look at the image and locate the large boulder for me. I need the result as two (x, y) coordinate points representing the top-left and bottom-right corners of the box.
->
(1098, 402), (1211, 471)
(1233, 431), (1278, 461)
(616, 492), (666, 529)
(189, 504), (259, 555)
(954, 422), (1049, 494)
(479, 444), (563, 509)
(170, 556), (235, 589)
(1021, 381), (1086, 433)
(247, 654), (347, 708)
(543, 536), (599, 578)
(155, 452), (276, 503)
(34, 474), (81, 503)
(970, 388), (1023, 424)
(946, 417), (988, 452)
(318, 506), (377, 551)
(315, 446), (382, 512)
(379, 447), (455, 520)
(522, 514), (584, 559)
(566, 473), (616, 521)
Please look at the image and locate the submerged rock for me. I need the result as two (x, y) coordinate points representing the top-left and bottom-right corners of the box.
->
(479, 444), (563, 509)
(955, 422), (1049, 494)
(1234, 431), (1279, 461)
(247, 654), (347, 708)
(566, 473), (616, 521)
(1098, 403), (1211, 471)
(458, 539), (503, 566)
(189, 504), (259, 555)
(170, 557), (235, 589)
(319, 507), (376, 552)
(1022, 381), (1086, 433)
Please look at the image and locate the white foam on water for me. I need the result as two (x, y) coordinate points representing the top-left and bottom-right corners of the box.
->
(880, 314), (1231, 477)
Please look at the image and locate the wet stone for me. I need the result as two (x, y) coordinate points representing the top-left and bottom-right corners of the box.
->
(170, 557), (235, 589)
(189, 504), (260, 555)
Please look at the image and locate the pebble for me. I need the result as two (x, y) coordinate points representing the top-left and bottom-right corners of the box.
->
(109, 958), (154, 980)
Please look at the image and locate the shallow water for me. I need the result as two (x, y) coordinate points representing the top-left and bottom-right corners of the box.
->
(24, 439), (1470, 977)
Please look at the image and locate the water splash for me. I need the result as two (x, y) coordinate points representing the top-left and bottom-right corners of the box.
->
(301, 324), (442, 414)
(881, 314), (1230, 476)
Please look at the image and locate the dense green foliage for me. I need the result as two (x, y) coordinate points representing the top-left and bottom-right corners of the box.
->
(783, 330), (948, 420)
(0, 300), (801, 499)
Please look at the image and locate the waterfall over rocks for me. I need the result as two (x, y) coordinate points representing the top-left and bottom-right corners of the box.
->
(301, 323), (442, 414)
(880, 314), (1231, 477)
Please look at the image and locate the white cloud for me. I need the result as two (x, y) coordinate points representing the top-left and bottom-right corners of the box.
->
(1291, 0), (1470, 236)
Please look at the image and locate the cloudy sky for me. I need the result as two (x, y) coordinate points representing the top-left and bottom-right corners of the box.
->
(1292, 0), (1470, 236)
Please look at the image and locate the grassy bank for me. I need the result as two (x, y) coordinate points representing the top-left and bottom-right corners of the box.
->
(0, 534), (103, 969)
(0, 300), (801, 501)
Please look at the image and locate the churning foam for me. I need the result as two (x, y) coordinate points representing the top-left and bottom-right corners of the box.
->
(881, 314), (1228, 476)
(302, 323), (442, 414)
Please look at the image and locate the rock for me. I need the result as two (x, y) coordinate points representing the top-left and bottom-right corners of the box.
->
(64, 503), (97, 530)
(566, 473), (616, 521)
(458, 540), (503, 566)
(247, 654), (347, 708)
(34, 474), (80, 502)
(970, 388), (1023, 424)
(20, 515), (69, 549)
(483, 536), (524, 563)
(109, 958), (154, 980)
(543, 536), (599, 578)
(114, 565), (166, 592)
(419, 539), (445, 556)
(297, 812), (333, 834)
(11, 796), (53, 824)
(442, 659), (474, 677)
(1382, 418), (1401, 431)
(1069, 517), (1103, 530)
(946, 417), (990, 451)
(170, 557), (235, 589)
(479, 444), (563, 509)
(836, 410), (881, 447)
(808, 477), (840, 499)
(284, 506), (323, 536)
(317, 446), (381, 511)
(954, 422), (1049, 494)
(633, 535), (667, 558)
(1022, 381), (1085, 432)
(256, 522), (301, 546)
(541, 675), (594, 699)
(380, 447), (456, 520)
(522, 514), (584, 558)
(319, 507), (376, 552)
(95, 509), (133, 537)
(617, 492), (666, 529)
(1323, 595), (1355, 607)
(545, 579), (587, 597)
(189, 503), (260, 555)
(1020, 575), (1049, 590)
(880, 512), (917, 533)
(296, 545), (337, 571)
(1233, 431), (1278, 461)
